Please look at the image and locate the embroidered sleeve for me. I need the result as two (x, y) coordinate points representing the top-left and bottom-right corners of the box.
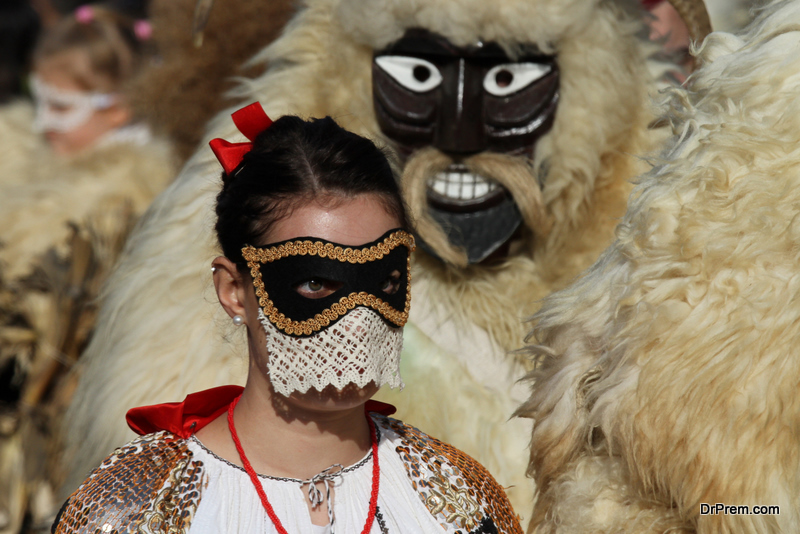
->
(52, 431), (205, 534)
(379, 416), (523, 534)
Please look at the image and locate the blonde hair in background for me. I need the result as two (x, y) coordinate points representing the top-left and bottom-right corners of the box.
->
(34, 5), (145, 92)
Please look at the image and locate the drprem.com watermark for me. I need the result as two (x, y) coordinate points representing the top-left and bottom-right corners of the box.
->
(700, 503), (780, 516)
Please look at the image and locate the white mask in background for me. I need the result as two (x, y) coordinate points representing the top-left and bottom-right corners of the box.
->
(259, 307), (404, 397)
(30, 75), (118, 133)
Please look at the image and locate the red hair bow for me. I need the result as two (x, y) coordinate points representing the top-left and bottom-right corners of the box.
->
(209, 102), (274, 175)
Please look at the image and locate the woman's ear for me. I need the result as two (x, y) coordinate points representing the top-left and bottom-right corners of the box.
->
(212, 256), (249, 321)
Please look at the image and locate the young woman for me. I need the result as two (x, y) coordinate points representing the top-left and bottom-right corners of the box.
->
(53, 103), (521, 534)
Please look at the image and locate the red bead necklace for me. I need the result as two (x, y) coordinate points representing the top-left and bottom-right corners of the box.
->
(227, 395), (380, 534)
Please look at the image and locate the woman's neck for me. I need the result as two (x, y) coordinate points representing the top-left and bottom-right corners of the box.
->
(195, 365), (372, 480)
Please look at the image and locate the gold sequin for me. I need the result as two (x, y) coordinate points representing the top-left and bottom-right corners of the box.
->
(426, 475), (481, 530)
(382, 416), (523, 534)
(53, 432), (204, 534)
(242, 230), (415, 335)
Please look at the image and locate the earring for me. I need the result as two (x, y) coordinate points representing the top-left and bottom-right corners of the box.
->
(232, 315), (245, 326)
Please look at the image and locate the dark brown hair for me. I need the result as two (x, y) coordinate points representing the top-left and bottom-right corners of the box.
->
(215, 115), (411, 265)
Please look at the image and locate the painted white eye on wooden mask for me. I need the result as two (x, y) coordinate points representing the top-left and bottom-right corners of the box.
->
(483, 63), (552, 97)
(375, 56), (443, 93)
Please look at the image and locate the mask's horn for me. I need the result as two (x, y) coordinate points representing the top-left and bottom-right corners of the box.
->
(667, 0), (713, 68)
(192, 0), (214, 47)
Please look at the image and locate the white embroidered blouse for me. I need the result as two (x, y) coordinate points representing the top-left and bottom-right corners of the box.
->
(187, 421), (450, 533)
(54, 410), (521, 534)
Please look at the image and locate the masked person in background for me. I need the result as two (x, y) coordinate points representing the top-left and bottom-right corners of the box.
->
(0, 5), (174, 531)
(53, 103), (521, 534)
(0, 4), (174, 287)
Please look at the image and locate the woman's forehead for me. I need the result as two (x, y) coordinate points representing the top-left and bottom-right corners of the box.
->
(265, 194), (400, 247)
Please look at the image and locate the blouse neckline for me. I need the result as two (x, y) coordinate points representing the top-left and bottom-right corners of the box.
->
(188, 422), (380, 483)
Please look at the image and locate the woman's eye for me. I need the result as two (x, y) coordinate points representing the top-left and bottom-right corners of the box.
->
(307, 280), (323, 291)
(294, 278), (342, 299)
(375, 56), (443, 93)
(483, 63), (552, 97)
(380, 270), (402, 295)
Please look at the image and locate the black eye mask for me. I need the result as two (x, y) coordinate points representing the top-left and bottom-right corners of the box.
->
(241, 229), (415, 336)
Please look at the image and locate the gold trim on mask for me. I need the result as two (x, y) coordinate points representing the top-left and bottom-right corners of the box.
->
(241, 230), (415, 336)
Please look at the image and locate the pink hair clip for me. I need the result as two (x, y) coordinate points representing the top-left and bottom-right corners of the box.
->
(134, 20), (152, 41)
(75, 5), (94, 23)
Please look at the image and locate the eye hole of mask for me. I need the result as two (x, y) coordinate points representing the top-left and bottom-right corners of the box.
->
(381, 270), (402, 295)
(293, 278), (344, 299)
(293, 270), (403, 300)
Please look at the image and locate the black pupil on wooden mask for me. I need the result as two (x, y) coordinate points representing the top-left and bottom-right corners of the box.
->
(370, 29), (560, 265)
(372, 28), (560, 159)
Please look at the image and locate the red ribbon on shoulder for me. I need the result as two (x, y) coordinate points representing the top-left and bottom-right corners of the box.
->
(126, 385), (243, 438)
(126, 385), (396, 438)
(209, 102), (274, 175)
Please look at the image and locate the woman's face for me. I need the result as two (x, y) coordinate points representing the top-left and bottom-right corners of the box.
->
(242, 193), (403, 412)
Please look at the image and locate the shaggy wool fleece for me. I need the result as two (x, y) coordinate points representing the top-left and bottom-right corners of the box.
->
(0, 102), (176, 529)
(63, 0), (667, 517)
(518, 1), (800, 531)
(0, 102), (175, 378)
(0, 130), (174, 282)
(0, 101), (39, 191)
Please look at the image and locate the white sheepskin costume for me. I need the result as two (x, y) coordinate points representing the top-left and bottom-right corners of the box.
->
(705, 0), (755, 32)
(0, 101), (175, 532)
(62, 0), (679, 517)
(0, 102), (175, 360)
(0, 127), (174, 283)
(518, 1), (800, 530)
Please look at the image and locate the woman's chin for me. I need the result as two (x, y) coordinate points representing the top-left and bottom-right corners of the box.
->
(285, 381), (379, 413)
